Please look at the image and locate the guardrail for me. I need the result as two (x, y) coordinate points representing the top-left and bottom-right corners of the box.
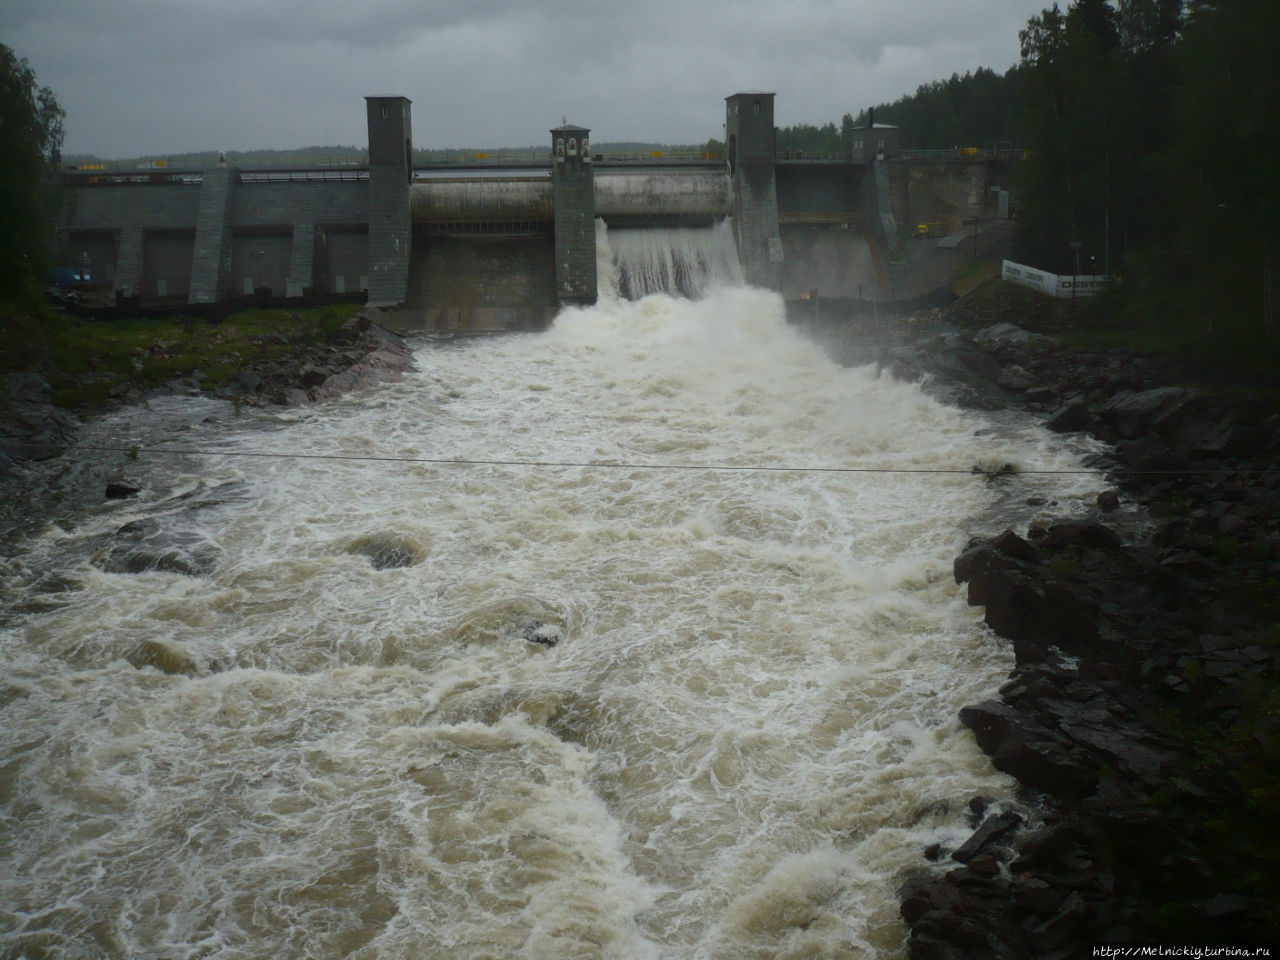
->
(898, 148), (1025, 161)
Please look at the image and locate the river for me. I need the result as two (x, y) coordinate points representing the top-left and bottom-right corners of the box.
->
(0, 225), (1103, 959)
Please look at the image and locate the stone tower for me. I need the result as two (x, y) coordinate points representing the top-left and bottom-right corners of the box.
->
(366, 95), (413, 305)
(551, 124), (596, 304)
(724, 92), (782, 290)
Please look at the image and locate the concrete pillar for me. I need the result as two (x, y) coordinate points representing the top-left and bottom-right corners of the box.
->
(366, 95), (413, 306)
(114, 224), (143, 300)
(551, 124), (596, 304)
(285, 222), (315, 298)
(725, 92), (782, 290)
(188, 164), (234, 305)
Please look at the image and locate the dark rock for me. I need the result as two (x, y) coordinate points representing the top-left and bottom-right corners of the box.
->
(347, 533), (421, 570)
(1200, 893), (1255, 921)
(105, 481), (141, 499)
(90, 518), (220, 577)
(994, 529), (1040, 562)
(299, 364), (329, 387)
(951, 811), (1022, 864)
(1097, 386), (1192, 439)
(967, 795), (992, 824)
(967, 854), (1000, 876)
(517, 622), (562, 648)
(960, 700), (1098, 797)
(1040, 520), (1123, 550)
(1046, 397), (1091, 433)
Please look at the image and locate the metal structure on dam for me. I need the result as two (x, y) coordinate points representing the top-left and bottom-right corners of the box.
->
(57, 93), (1015, 329)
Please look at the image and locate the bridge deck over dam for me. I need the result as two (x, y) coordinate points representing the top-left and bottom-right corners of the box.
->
(58, 94), (1014, 328)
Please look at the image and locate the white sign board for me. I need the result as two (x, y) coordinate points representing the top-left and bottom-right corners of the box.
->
(1002, 260), (1113, 299)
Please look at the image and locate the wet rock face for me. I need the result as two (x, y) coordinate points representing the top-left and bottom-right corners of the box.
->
(0, 372), (79, 468)
(346, 532), (423, 570)
(90, 517), (221, 577)
(891, 310), (1280, 953)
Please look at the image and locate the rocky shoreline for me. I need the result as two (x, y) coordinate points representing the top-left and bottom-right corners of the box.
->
(212, 307), (417, 409)
(850, 297), (1280, 954)
(1, 307), (415, 471)
(0, 307), (416, 548)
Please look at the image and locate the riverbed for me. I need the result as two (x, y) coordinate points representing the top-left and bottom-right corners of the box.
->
(0, 251), (1105, 958)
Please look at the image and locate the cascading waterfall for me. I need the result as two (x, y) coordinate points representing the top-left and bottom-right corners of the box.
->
(0, 241), (1106, 959)
(602, 219), (744, 299)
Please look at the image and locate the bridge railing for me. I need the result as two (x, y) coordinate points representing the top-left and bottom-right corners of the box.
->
(237, 168), (369, 183)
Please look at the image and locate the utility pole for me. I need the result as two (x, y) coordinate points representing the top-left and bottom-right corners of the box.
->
(1070, 241), (1082, 302)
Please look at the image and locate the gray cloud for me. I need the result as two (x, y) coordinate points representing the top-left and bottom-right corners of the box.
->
(4, 0), (1052, 157)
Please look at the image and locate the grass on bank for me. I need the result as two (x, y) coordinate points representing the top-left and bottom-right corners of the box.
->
(1, 302), (363, 409)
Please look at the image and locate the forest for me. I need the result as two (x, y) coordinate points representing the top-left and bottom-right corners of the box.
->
(775, 0), (1277, 354)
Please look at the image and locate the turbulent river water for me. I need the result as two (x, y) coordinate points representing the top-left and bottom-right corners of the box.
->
(1, 226), (1104, 959)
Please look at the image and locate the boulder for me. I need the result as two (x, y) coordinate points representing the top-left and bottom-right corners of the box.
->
(959, 700), (1099, 797)
(90, 518), (220, 577)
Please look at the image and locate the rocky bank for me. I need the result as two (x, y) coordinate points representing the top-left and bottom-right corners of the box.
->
(0, 307), (416, 548)
(1, 307), (415, 471)
(843, 294), (1280, 953)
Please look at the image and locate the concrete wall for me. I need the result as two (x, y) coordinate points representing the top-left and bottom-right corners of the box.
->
(410, 179), (553, 223)
(779, 229), (878, 300)
(402, 232), (556, 331)
(229, 181), (368, 228)
(189, 165), (234, 304)
(595, 170), (727, 224)
(230, 233), (292, 297)
(63, 183), (201, 232)
(140, 232), (194, 301)
(318, 229), (368, 295)
(407, 171), (727, 227)
(776, 165), (861, 214)
(61, 179), (370, 304)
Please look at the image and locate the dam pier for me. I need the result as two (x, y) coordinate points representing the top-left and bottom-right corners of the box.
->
(59, 93), (1015, 329)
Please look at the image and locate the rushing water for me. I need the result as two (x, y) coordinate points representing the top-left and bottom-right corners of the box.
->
(1, 227), (1104, 959)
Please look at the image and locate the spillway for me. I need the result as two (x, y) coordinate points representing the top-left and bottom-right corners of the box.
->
(0, 243), (1104, 958)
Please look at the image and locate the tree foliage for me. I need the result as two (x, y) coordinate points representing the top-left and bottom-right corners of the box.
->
(1014, 0), (1278, 346)
(855, 68), (1023, 150)
(0, 44), (65, 300)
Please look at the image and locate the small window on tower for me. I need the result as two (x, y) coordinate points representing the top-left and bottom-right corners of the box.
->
(381, 106), (389, 119)
(753, 100), (761, 115)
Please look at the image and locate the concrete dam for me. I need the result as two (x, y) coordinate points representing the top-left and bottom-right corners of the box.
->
(58, 93), (1015, 330)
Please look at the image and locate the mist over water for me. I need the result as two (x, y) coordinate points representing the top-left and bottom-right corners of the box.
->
(0, 227), (1104, 958)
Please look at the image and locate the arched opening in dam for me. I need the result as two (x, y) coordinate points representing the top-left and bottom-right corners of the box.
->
(0, 236), (1104, 958)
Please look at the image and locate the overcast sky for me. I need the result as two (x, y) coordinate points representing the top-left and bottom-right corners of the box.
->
(6, 0), (1050, 158)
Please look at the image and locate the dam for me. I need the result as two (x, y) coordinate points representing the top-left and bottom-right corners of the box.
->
(57, 93), (1015, 328)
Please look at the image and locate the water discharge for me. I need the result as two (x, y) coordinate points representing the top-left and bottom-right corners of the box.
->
(0, 228), (1104, 958)
(605, 221), (743, 300)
